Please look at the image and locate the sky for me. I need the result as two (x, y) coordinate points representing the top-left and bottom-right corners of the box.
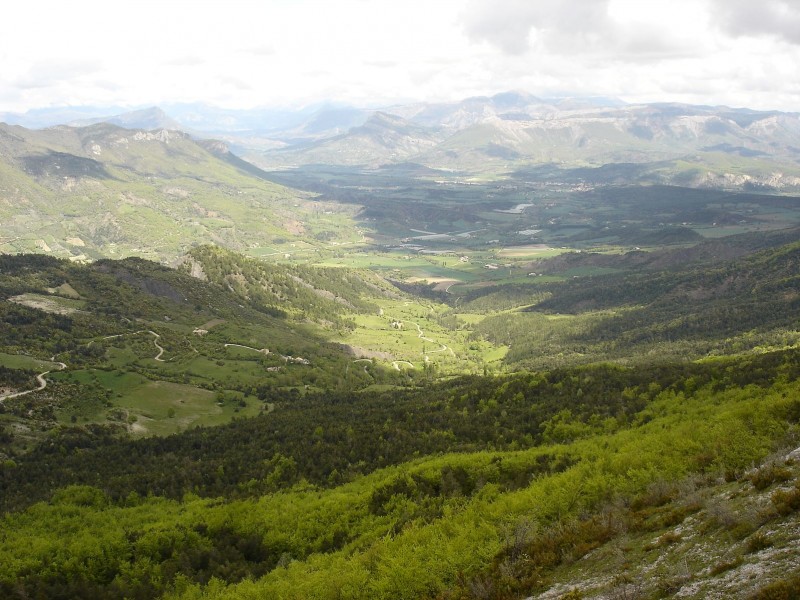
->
(2, 0), (800, 113)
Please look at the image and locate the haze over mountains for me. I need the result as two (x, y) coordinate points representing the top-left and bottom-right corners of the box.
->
(3, 91), (800, 187)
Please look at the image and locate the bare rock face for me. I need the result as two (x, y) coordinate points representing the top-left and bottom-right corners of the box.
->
(695, 170), (800, 192)
(199, 139), (230, 154)
(182, 257), (208, 281)
(133, 129), (178, 143)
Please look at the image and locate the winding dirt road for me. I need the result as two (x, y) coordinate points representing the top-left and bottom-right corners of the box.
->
(391, 360), (415, 371)
(0, 361), (67, 402)
(223, 343), (270, 355)
(92, 330), (166, 361)
(148, 331), (165, 362)
(409, 321), (454, 356)
(347, 358), (373, 375)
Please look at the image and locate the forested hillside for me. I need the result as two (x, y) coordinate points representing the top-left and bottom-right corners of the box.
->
(182, 245), (395, 330)
(1, 225), (799, 600)
(0, 252), (427, 454)
(469, 240), (800, 370)
(1, 348), (798, 598)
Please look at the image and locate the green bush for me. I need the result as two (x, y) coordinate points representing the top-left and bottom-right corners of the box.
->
(745, 531), (773, 554)
(749, 464), (793, 490)
(749, 574), (800, 599)
(771, 480), (800, 515)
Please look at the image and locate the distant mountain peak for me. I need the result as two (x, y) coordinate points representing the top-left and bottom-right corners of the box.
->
(365, 111), (410, 126)
(68, 106), (184, 132)
(491, 90), (542, 107)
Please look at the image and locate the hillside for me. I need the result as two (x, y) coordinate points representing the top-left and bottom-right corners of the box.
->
(261, 112), (446, 167)
(1, 347), (798, 599)
(10, 95), (800, 187)
(1, 236), (798, 598)
(181, 245), (393, 328)
(0, 251), (428, 454)
(2, 94), (800, 600)
(468, 239), (800, 369)
(0, 122), (360, 261)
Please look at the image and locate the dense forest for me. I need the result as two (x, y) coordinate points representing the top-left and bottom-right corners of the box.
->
(182, 245), (393, 329)
(3, 349), (799, 513)
(1, 347), (799, 598)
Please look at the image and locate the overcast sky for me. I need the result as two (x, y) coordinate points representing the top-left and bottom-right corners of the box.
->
(2, 0), (799, 113)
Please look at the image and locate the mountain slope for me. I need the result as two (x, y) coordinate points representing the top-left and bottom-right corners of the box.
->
(68, 107), (184, 131)
(0, 250), (433, 460)
(181, 245), (396, 329)
(0, 122), (355, 261)
(7, 96), (800, 186)
(468, 239), (800, 370)
(260, 112), (445, 167)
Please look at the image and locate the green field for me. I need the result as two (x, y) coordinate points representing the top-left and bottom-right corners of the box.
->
(53, 369), (261, 436)
(0, 352), (59, 372)
(333, 298), (504, 374)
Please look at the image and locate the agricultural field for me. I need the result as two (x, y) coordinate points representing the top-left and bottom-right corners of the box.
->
(261, 167), (800, 299)
(331, 298), (503, 375)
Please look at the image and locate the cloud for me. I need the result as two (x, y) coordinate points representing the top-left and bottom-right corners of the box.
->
(217, 76), (253, 91)
(363, 60), (399, 69)
(1, 0), (798, 114)
(14, 59), (104, 90)
(164, 56), (207, 67)
(460, 0), (613, 55)
(712, 0), (800, 44)
(245, 44), (276, 57)
(616, 28), (701, 62)
(459, 0), (701, 61)
(0, 86), (23, 106)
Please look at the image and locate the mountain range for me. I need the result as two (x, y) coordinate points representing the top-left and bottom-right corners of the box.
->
(4, 92), (800, 189)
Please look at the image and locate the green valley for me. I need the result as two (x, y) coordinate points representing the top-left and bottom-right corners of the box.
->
(2, 103), (800, 600)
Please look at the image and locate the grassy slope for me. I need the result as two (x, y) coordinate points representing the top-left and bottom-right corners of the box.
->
(0, 123), (360, 261)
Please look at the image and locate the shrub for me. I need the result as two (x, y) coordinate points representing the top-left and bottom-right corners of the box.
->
(749, 464), (793, 490)
(745, 531), (773, 554)
(771, 480), (800, 516)
(709, 555), (742, 576)
(749, 574), (800, 599)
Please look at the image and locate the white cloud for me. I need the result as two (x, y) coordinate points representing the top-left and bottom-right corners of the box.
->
(0, 0), (798, 114)
(461, 0), (617, 55)
(461, 0), (709, 60)
(712, 0), (800, 44)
